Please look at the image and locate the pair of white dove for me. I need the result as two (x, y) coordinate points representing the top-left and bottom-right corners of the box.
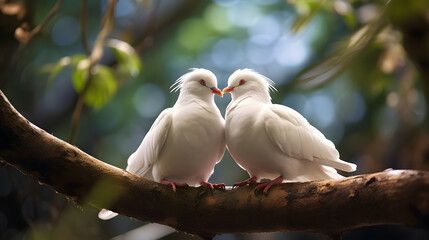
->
(99, 68), (356, 220)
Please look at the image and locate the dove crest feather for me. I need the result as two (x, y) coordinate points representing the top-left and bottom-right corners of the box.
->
(231, 68), (278, 93)
(170, 68), (212, 92)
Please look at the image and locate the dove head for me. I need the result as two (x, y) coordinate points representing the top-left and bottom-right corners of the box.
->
(171, 68), (223, 102)
(223, 69), (276, 101)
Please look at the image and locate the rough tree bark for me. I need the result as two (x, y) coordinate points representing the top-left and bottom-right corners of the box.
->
(0, 89), (428, 238)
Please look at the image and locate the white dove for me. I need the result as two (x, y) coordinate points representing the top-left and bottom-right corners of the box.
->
(223, 69), (356, 194)
(99, 68), (226, 220)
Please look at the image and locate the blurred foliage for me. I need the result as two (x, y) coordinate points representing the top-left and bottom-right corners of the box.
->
(289, 0), (357, 31)
(1, 0), (429, 239)
(106, 39), (141, 80)
(41, 38), (141, 108)
(72, 63), (117, 108)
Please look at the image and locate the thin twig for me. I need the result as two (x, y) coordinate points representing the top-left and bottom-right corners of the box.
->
(15, 0), (64, 44)
(1, 0), (64, 88)
(69, 0), (118, 144)
(29, 0), (64, 40)
(135, 0), (160, 53)
(80, 0), (90, 55)
(69, 0), (90, 140)
(88, 0), (117, 65)
(70, 0), (105, 143)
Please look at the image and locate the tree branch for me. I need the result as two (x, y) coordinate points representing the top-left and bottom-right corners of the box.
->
(0, 89), (428, 237)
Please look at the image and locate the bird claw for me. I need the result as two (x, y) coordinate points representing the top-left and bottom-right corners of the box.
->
(200, 181), (225, 190)
(255, 182), (271, 194)
(255, 176), (283, 194)
(161, 180), (188, 192)
(233, 176), (257, 188)
(212, 183), (226, 189)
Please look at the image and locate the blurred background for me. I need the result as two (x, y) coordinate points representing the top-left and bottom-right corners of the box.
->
(1, 0), (429, 239)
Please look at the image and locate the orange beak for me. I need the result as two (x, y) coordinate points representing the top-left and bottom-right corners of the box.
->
(222, 87), (234, 93)
(211, 87), (223, 97)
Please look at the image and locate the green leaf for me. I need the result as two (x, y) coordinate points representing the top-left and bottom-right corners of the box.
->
(70, 54), (88, 68)
(85, 65), (117, 108)
(78, 65), (117, 108)
(72, 58), (90, 92)
(106, 39), (141, 78)
(71, 55), (117, 108)
(40, 56), (71, 85)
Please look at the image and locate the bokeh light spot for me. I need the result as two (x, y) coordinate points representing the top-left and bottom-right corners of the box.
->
(178, 18), (212, 51)
(304, 94), (336, 128)
(253, 0), (280, 5)
(133, 84), (166, 119)
(248, 14), (281, 43)
(245, 36), (275, 65)
(211, 38), (244, 68)
(51, 16), (79, 46)
(204, 4), (232, 32)
(227, 1), (261, 27)
(274, 36), (309, 66)
(115, 0), (134, 17)
(213, 0), (239, 7)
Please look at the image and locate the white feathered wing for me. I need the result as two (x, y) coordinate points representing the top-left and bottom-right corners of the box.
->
(264, 104), (356, 180)
(98, 109), (173, 220)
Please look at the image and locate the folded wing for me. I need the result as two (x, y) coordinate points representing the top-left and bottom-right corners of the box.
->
(98, 109), (173, 220)
(264, 104), (356, 172)
(126, 108), (173, 176)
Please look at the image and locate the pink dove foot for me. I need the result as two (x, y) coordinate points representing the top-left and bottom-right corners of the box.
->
(161, 180), (189, 192)
(256, 176), (284, 194)
(233, 176), (257, 188)
(200, 181), (225, 189)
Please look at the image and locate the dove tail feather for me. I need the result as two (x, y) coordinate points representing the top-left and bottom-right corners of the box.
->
(98, 209), (118, 220)
(320, 166), (346, 180)
(308, 166), (345, 181)
(289, 165), (345, 182)
(314, 157), (357, 172)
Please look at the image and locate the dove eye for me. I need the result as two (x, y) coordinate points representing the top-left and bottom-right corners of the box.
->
(239, 79), (246, 85)
(199, 79), (206, 86)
